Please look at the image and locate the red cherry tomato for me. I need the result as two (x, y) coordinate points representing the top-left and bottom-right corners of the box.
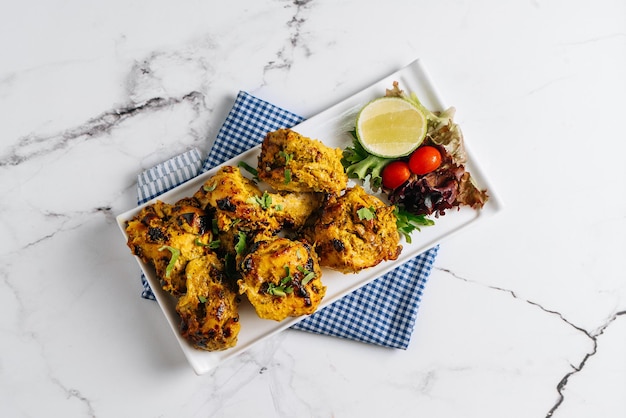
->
(382, 161), (411, 189)
(408, 146), (442, 175)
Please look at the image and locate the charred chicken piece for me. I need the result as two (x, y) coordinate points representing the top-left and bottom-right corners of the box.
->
(270, 191), (325, 231)
(125, 199), (214, 295)
(257, 129), (348, 194)
(238, 237), (326, 321)
(304, 186), (402, 273)
(176, 254), (240, 351)
(193, 165), (281, 234)
(193, 165), (324, 235)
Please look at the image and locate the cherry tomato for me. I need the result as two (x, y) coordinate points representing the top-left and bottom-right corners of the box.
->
(382, 161), (411, 189)
(408, 146), (442, 175)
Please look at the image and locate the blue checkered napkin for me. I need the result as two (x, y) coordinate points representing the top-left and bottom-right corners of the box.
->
(201, 91), (305, 172)
(136, 91), (439, 349)
(137, 148), (204, 205)
(293, 246), (438, 349)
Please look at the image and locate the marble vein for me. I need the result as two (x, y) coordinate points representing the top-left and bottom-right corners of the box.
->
(263, 0), (314, 76)
(0, 91), (204, 168)
(11, 207), (112, 255)
(51, 378), (96, 418)
(437, 267), (626, 418)
(559, 32), (626, 47)
(545, 310), (626, 418)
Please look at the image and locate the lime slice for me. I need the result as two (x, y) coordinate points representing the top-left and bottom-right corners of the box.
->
(355, 97), (427, 158)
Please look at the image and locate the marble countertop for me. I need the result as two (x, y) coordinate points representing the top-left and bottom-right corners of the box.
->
(1, 1), (625, 417)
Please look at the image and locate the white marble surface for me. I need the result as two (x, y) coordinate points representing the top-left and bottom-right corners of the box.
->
(1, 1), (625, 417)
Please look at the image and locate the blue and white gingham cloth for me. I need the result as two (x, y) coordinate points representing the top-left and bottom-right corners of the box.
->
(136, 91), (439, 349)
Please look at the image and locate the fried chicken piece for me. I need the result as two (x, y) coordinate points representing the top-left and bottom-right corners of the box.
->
(193, 166), (281, 233)
(193, 165), (323, 234)
(257, 129), (348, 194)
(176, 254), (240, 351)
(238, 237), (326, 321)
(271, 191), (324, 230)
(304, 186), (402, 273)
(125, 199), (214, 295)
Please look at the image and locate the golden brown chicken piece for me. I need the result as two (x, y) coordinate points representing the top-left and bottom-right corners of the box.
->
(304, 186), (402, 273)
(176, 254), (240, 351)
(238, 237), (326, 321)
(193, 165), (280, 233)
(270, 191), (324, 231)
(257, 129), (348, 194)
(193, 165), (323, 240)
(125, 199), (214, 295)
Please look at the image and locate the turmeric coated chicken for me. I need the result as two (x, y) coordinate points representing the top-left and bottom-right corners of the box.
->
(257, 129), (348, 194)
(125, 199), (214, 296)
(193, 165), (280, 234)
(304, 185), (402, 273)
(176, 254), (240, 351)
(238, 237), (326, 321)
(193, 165), (323, 236)
(125, 198), (241, 351)
(123, 127), (407, 352)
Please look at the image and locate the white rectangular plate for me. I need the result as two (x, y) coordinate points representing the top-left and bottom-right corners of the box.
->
(117, 59), (502, 375)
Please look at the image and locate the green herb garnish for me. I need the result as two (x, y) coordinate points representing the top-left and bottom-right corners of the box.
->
(297, 265), (316, 285)
(282, 265), (293, 283)
(357, 206), (376, 221)
(279, 150), (293, 165)
(252, 191), (272, 209)
(267, 282), (294, 297)
(266, 265), (295, 297)
(284, 168), (292, 184)
(235, 231), (247, 255)
(194, 238), (221, 249)
(238, 161), (258, 180)
(266, 283), (287, 297)
(158, 246), (180, 277)
(198, 295), (207, 303)
(394, 207), (435, 243)
(203, 183), (217, 192)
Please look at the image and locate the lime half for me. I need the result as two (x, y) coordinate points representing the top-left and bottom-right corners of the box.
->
(355, 97), (427, 158)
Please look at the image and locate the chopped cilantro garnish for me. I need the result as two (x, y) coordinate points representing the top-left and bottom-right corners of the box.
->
(284, 168), (291, 184)
(248, 191), (272, 209)
(279, 150), (293, 165)
(194, 238), (221, 249)
(267, 282), (293, 297)
(394, 207), (435, 243)
(235, 231), (247, 255)
(238, 161), (258, 180)
(203, 183), (217, 192)
(253, 191), (272, 209)
(282, 265), (292, 283)
(266, 265), (295, 297)
(158, 246), (180, 277)
(297, 265), (316, 285)
(357, 206), (376, 221)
